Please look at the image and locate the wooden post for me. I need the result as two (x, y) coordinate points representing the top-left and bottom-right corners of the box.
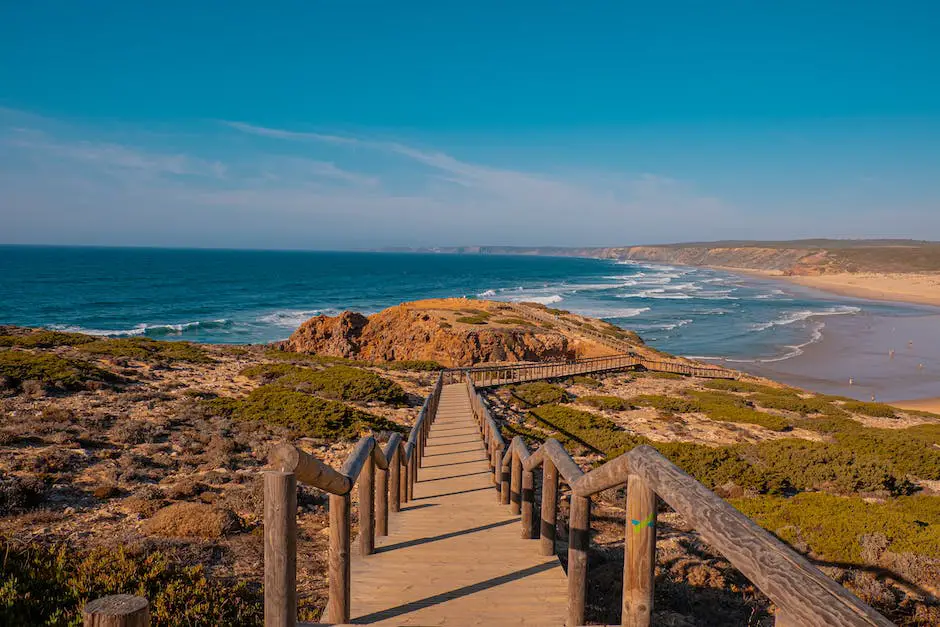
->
(359, 454), (375, 555)
(376, 457), (389, 537)
(400, 451), (410, 503)
(408, 447), (417, 497)
(328, 493), (351, 624)
(264, 471), (297, 627)
(623, 474), (656, 626)
(510, 452), (523, 515)
(389, 445), (401, 513)
(500, 458), (511, 505)
(774, 611), (798, 627)
(494, 445), (504, 498)
(521, 468), (536, 539)
(83, 595), (149, 627)
(540, 460), (558, 556)
(568, 495), (591, 627)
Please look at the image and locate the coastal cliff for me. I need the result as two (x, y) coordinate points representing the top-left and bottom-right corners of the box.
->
(281, 299), (640, 367)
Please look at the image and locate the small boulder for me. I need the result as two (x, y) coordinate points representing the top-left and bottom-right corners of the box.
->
(142, 502), (240, 538)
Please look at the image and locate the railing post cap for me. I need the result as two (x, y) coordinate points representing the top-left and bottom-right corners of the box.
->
(83, 595), (149, 623)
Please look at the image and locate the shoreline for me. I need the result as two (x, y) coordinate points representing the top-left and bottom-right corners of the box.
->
(703, 265), (940, 308)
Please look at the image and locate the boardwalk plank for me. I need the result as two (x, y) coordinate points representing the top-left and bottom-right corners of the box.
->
(346, 383), (568, 626)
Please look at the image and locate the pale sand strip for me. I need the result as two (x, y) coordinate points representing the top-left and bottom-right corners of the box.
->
(784, 273), (940, 308)
(893, 398), (940, 414)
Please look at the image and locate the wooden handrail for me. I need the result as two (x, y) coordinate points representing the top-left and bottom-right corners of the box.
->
(465, 376), (893, 627)
(263, 372), (445, 626)
(453, 350), (733, 387)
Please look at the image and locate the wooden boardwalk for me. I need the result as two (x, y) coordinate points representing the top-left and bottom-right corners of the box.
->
(345, 383), (569, 625)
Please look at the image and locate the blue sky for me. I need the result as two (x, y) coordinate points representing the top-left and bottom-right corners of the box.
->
(2, 1), (939, 248)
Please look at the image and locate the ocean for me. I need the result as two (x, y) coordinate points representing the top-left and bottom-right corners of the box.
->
(0, 246), (927, 366)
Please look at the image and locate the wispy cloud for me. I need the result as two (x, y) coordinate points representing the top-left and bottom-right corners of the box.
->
(1, 110), (748, 248)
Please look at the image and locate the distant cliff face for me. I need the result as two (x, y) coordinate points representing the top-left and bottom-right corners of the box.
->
(282, 302), (578, 367)
(613, 246), (825, 274)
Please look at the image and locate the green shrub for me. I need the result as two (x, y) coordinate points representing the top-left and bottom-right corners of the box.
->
(0, 330), (95, 348)
(703, 379), (790, 395)
(842, 401), (898, 419)
(567, 375), (602, 388)
(629, 394), (701, 414)
(750, 393), (848, 417)
(455, 315), (490, 325)
(731, 493), (940, 562)
(834, 425), (940, 480)
(510, 382), (571, 407)
(578, 395), (633, 411)
(492, 317), (535, 326)
(0, 351), (114, 389)
(79, 337), (211, 363)
(653, 442), (786, 494)
(529, 404), (645, 456)
(279, 366), (407, 404)
(239, 362), (298, 379)
(687, 391), (791, 431)
(240, 364), (406, 404)
(743, 439), (913, 495)
(263, 349), (366, 366)
(209, 385), (403, 439)
(0, 539), (262, 626)
(383, 360), (445, 371)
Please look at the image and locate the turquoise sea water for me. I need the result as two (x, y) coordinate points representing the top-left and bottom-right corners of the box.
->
(0, 246), (926, 364)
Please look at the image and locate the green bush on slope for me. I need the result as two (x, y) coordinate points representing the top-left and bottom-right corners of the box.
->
(0, 351), (114, 389)
(0, 540), (262, 626)
(510, 382), (571, 407)
(207, 385), (403, 439)
(731, 493), (940, 563)
(79, 337), (211, 363)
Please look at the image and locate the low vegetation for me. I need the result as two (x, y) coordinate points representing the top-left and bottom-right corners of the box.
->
(629, 391), (791, 431)
(455, 310), (492, 325)
(578, 395), (633, 411)
(240, 364), (407, 404)
(0, 350), (115, 390)
(567, 375), (602, 388)
(207, 385), (403, 439)
(78, 337), (212, 363)
(0, 330), (96, 348)
(0, 539), (263, 626)
(732, 493), (940, 563)
(842, 401), (898, 419)
(509, 382), (571, 407)
(529, 405), (644, 457)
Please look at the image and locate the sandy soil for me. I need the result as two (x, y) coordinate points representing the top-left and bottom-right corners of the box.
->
(894, 397), (940, 414)
(782, 272), (940, 308)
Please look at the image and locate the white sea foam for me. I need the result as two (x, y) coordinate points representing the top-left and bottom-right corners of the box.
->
(50, 319), (233, 337)
(750, 305), (860, 332)
(477, 289), (497, 297)
(512, 294), (563, 305)
(257, 309), (337, 328)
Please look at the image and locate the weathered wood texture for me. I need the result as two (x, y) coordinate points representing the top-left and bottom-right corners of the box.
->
(629, 446), (894, 627)
(623, 474), (656, 627)
(263, 471), (296, 627)
(346, 383), (568, 625)
(83, 595), (149, 627)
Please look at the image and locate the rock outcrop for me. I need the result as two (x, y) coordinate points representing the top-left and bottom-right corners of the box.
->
(282, 300), (619, 367)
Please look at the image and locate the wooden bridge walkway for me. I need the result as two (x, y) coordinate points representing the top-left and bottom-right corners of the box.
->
(344, 382), (568, 625)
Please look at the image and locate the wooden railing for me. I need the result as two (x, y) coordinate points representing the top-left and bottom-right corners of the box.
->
(466, 374), (893, 627)
(458, 352), (732, 387)
(264, 373), (444, 626)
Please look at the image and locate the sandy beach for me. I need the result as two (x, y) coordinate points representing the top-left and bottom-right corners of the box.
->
(784, 272), (940, 308)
